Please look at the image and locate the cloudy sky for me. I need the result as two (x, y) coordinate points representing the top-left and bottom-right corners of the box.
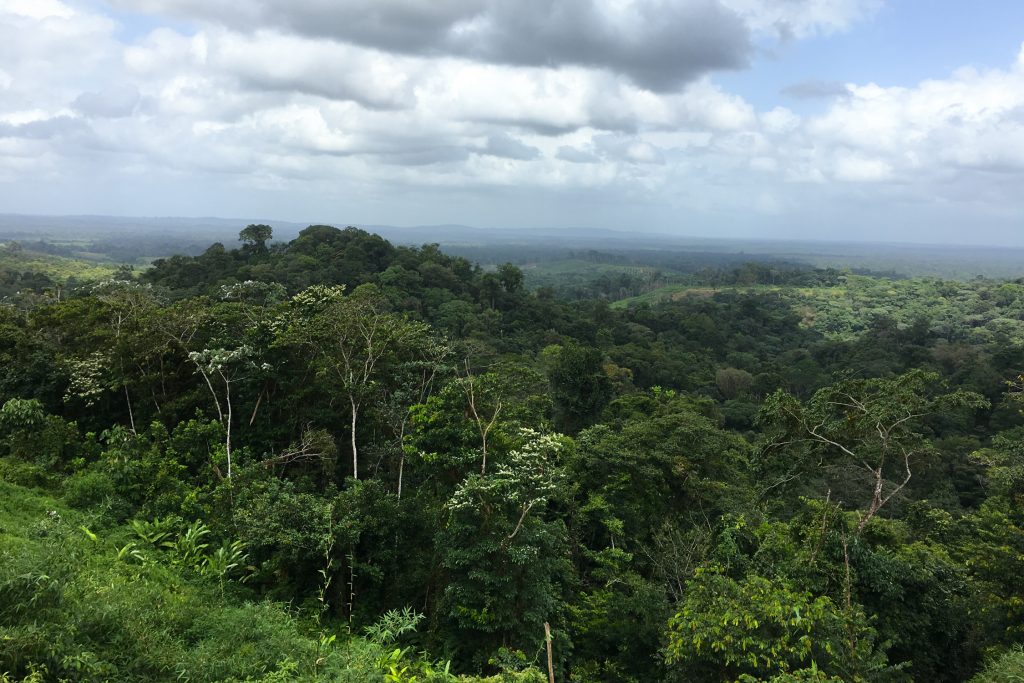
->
(2, 0), (1024, 244)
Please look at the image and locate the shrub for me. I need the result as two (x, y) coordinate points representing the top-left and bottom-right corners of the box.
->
(0, 458), (52, 489)
(63, 469), (117, 509)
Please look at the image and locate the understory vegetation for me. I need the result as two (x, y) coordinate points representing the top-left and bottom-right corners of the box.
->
(2, 224), (1024, 681)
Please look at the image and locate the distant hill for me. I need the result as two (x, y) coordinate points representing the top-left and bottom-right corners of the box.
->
(2, 213), (1024, 279)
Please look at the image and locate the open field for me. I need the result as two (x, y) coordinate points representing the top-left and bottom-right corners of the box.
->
(0, 243), (120, 282)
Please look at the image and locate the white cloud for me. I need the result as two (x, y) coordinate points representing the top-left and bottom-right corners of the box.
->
(211, 31), (419, 109)
(760, 107), (800, 135)
(807, 58), (1024, 176)
(833, 152), (893, 182)
(73, 85), (140, 118)
(5, 0), (76, 20)
(721, 0), (882, 38)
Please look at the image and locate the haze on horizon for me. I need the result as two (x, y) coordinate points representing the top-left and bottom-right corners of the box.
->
(2, 0), (1024, 247)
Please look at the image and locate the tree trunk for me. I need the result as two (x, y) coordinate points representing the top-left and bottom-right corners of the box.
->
(124, 384), (136, 434)
(349, 396), (359, 480)
(224, 376), (233, 479)
(397, 452), (405, 500)
(545, 622), (555, 683)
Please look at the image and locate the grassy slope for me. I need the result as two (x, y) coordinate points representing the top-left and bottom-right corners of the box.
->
(0, 246), (119, 282)
(0, 471), (543, 682)
(0, 476), (336, 681)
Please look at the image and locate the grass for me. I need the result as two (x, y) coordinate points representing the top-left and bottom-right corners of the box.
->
(0, 245), (119, 282)
(0, 471), (362, 681)
(0, 477), (70, 559)
(0, 465), (545, 682)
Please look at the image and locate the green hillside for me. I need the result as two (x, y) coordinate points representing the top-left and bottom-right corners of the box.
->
(0, 243), (119, 283)
(0, 476), (543, 682)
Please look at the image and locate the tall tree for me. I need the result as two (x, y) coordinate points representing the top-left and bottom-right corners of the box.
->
(547, 343), (613, 433)
(438, 429), (570, 667)
(281, 284), (429, 480)
(759, 370), (987, 531)
(239, 224), (273, 252)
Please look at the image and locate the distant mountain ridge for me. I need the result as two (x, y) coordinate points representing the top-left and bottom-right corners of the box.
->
(2, 213), (1024, 279)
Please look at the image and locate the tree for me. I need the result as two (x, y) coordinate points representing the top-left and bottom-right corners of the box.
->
(497, 263), (524, 293)
(377, 337), (452, 499)
(570, 391), (750, 563)
(0, 397), (80, 469)
(281, 285), (429, 480)
(90, 279), (166, 432)
(239, 224), (273, 252)
(438, 429), (571, 667)
(759, 370), (987, 531)
(458, 363), (504, 476)
(410, 363), (551, 482)
(479, 273), (501, 309)
(716, 367), (754, 400)
(547, 343), (612, 433)
(188, 345), (263, 479)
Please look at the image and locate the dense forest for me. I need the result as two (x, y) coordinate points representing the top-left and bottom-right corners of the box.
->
(2, 224), (1024, 682)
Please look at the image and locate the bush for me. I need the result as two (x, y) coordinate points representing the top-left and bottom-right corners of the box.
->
(63, 469), (117, 509)
(0, 458), (53, 489)
(0, 399), (81, 470)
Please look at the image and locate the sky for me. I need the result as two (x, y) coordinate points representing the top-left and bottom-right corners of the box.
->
(1, 0), (1024, 245)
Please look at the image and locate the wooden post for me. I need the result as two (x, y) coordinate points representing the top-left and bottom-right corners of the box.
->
(544, 621), (555, 683)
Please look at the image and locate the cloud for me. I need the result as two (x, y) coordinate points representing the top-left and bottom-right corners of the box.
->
(557, 145), (600, 163)
(721, 0), (882, 39)
(595, 135), (665, 164)
(0, 115), (89, 140)
(479, 133), (541, 160)
(832, 152), (893, 182)
(112, 0), (885, 91)
(113, 0), (483, 53)
(373, 146), (472, 167)
(444, 0), (752, 91)
(114, 0), (753, 91)
(0, 0), (119, 103)
(73, 85), (141, 118)
(671, 80), (757, 130)
(781, 80), (851, 99)
(210, 31), (419, 109)
(6, 0), (1024, 245)
(760, 107), (800, 134)
(806, 61), (1024, 176)
(5, 0), (75, 20)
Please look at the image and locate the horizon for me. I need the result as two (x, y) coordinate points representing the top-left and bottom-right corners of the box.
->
(4, 211), (1024, 252)
(2, 1), (1024, 245)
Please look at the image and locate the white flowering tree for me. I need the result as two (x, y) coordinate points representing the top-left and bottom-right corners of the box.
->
(439, 429), (571, 658)
(188, 345), (269, 479)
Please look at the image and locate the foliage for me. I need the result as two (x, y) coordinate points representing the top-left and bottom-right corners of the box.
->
(759, 371), (987, 529)
(439, 430), (570, 667)
(970, 646), (1024, 683)
(2, 225), (1024, 681)
(665, 570), (892, 682)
